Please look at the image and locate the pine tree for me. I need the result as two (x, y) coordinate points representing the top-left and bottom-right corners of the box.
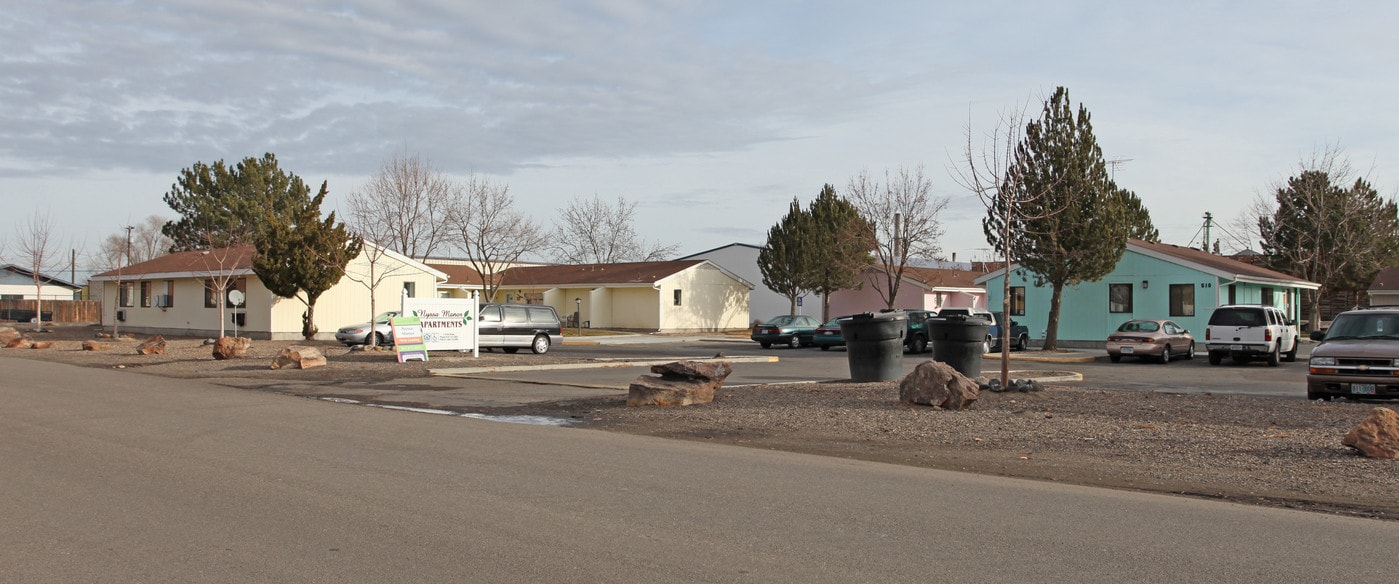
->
(254, 181), (362, 339)
(1118, 187), (1159, 242)
(806, 184), (874, 319)
(758, 198), (817, 315)
(985, 86), (1129, 350)
(161, 153), (309, 251)
(1261, 169), (1399, 330)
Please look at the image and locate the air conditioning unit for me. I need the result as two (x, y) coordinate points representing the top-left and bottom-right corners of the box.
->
(116, 310), (126, 322)
(155, 294), (173, 308)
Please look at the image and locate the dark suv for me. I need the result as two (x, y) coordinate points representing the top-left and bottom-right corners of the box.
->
(1306, 307), (1399, 400)
(478, 303), (563, 354)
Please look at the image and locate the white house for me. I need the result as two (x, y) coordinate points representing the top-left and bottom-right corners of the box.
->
(89, 243), (447, 339)
(1, 264), (82, 300)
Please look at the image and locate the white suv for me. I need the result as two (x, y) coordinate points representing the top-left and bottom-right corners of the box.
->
(1204, 305), (1299, 366)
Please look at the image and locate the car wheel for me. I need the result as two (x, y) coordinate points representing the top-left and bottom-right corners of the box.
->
(1185, 342), (1195, 360)
(1266, 344), (1280, 367)
(982, 337), (992, 354)
(502, 347), (520, 354)
(531, 334), (551, 354)
(1285, 340), (1298, 362)
(1160, 345), (1171, 364)
(1015, 334), (1028, 351)
(1208, 351), (1222, 365)
(787, 335), (801, 349)
(910, 335), (927, 354)
(1109, 354), (1122, 363)
(373, 332), (387, 347)
(760, 342), (771, 349)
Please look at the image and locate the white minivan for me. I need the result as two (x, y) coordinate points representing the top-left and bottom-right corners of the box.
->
(1204, 305), (1299, 366)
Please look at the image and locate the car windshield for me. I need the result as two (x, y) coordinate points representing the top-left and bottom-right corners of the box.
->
(1118, 320), (1159, 333)
(1326, 314), (1399, 339)
(373, 312), (396, 324)
(822, 318), (842, 327)
(766, 316), (795, 326)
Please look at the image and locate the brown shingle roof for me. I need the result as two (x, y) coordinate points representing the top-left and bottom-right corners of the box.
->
(899, 266), (980, 289)
(426, 262), (484, 286)
(500, 260), (705, 287)
(1130, 239), (1315, 285)
(91, 246), (256, 279)
(1370, 267), (1399, 291)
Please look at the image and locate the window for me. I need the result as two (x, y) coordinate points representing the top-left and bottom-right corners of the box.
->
(1109, 283), (1133, 313)
(403, 281), (416, 298)
(1262, 287), (1274, 306)
(119, 282), (135, 307)
(140, 281), (152, 307)
(205, 278), (247, 308)
(674, 289), (683, 306)
(1227, 284), (1236, 305)
(1010, 286), (1026, 316)
(163, 280), (174, 307)
(1169, 284), (1195, 317)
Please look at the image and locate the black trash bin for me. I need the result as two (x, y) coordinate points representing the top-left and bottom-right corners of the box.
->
(840, 310), (907, 382)
(927, 315), (991, 378)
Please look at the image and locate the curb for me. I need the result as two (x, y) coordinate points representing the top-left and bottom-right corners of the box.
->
(431, 355), (778, 377)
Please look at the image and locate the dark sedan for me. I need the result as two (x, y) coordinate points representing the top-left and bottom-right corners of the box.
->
(812, 316), (848, 351)
(751, 314), (822, 349)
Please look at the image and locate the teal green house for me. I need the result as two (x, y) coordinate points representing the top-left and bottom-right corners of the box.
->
(973, 240), (1320, 347)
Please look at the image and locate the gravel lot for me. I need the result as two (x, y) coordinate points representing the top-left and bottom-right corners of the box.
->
(8, 324), (1397, 521)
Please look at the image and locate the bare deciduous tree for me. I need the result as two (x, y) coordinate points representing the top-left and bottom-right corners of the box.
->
(15, 211), (63, 332)
(448, 176), (547, 302)
(334, 233), (408, 347)
(197, 238), (253, 338)
(550, 194), (677, 264)
(346, 152), (457, 262)
(952, 105), (1063, 387)
(846, 166), (951, 309)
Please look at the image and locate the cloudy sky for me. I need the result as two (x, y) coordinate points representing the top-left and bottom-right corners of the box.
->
(4, 1), (1396, 278)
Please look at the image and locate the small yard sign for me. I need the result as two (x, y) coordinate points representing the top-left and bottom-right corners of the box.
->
(391, 316), (428, 363)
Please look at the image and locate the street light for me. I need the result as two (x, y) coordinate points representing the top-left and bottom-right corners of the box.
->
(575, 298), (582, 336)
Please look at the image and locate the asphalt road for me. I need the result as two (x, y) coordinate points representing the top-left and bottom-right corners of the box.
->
(5, 356), (1397, 582)
(475, 339), (1316, 399)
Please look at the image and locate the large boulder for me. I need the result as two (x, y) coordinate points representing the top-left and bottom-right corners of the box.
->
(628, 359), (733, 407)
(0, 326), (20, 347)
(213, 336), (252, 360)
(1343, 407), (1399, 459)
(271, 346), (327, 370)
(899, 360), (980, 410)
(6, 336), (32, 349)
(82, 340), (111, 351)
(136, 335), (166, 355)
(30, 341), (54, 350)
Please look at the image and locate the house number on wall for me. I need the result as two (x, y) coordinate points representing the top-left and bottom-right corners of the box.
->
(1201, 282), (1213, 288)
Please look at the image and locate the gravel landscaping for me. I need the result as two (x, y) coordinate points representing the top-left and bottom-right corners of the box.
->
(8, 324), (1397, 521)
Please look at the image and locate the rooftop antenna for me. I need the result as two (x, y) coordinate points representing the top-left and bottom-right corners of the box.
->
(1107, 158), (1133, 181)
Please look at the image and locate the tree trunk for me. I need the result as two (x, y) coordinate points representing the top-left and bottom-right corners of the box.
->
(302, 304), (318, 340)
(1043, 282), (1064, 351)
(1309, 289), (1323, 334)
(788, 296), (798, 315)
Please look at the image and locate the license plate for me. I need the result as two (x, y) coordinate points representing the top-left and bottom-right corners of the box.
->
(1230, 345), (1244, 351)
(1120, 346), (1134, 354)
(1351, 384), (1377, 395)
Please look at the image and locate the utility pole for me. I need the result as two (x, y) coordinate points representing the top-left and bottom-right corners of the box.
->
(1201, 212), (1213, 253)
(113, 225), (133, 338)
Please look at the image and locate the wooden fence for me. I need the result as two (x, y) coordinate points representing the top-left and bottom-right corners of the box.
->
(0, 299), (102, 323)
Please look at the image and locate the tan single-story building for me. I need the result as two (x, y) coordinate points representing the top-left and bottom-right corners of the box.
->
(825, 265), (986, 318)
(90, 244), (446, 340)
(431, 260), (753, 332)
